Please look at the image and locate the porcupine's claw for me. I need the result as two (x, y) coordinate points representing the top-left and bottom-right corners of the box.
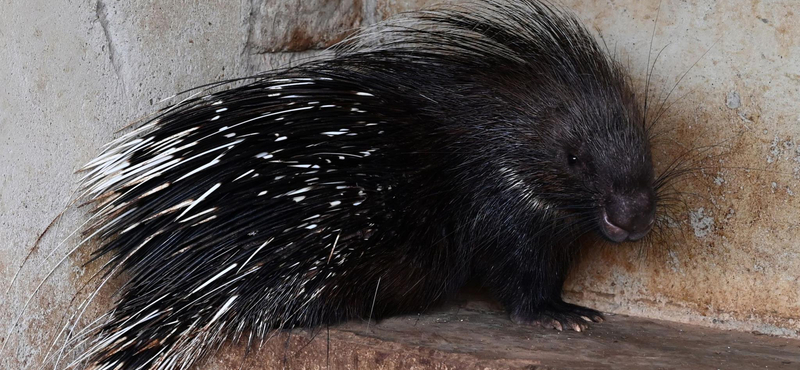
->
(511, 301), (604, 332)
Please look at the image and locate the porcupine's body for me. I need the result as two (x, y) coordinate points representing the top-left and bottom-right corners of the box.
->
(74, 1), (658, 369)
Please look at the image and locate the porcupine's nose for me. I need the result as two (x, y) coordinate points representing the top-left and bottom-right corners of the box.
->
(600, 190), (655, 243)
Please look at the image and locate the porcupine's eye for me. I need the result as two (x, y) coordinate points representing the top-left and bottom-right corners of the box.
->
(567, 153), (579, 166)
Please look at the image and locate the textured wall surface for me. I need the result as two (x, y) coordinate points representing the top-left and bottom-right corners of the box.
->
(1, 0), (798, 369)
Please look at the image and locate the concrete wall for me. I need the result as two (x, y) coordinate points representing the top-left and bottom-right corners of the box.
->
(1, 0), (798, 368)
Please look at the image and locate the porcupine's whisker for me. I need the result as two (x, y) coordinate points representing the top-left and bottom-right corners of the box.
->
(650, 38), (720, 133)
(642, 0), (663, 128)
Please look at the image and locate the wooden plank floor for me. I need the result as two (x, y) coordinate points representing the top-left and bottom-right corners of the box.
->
(205, 298), (800, 370)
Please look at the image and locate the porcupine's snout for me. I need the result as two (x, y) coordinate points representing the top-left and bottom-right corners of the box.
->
(600, 190), (655, 242)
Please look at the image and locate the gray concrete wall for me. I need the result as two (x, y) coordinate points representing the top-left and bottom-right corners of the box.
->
(1, 0), (798, 368)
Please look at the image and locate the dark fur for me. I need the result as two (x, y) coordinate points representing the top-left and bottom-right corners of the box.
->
(67, 1), (657, 368)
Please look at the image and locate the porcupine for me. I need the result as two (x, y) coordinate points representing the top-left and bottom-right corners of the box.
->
(63, 0), (664, 368)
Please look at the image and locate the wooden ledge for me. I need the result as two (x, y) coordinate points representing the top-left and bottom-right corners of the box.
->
(204, 298), (799, 369)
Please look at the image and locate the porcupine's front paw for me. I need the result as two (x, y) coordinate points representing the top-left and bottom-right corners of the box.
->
(510, 301), (604, 332)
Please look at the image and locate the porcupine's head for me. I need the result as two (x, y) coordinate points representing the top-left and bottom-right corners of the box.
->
(383, 1), (660, 243)
(480, 2), (657, 243)
(520, 70), (657, 244)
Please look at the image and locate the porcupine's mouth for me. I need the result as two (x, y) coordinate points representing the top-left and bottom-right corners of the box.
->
(596, 189), (656, 243)
(598, 208), (655, 243)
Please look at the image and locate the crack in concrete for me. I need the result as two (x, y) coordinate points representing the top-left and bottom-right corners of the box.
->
(95, 0), (125, 90)
(241, 0), (259, 75)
